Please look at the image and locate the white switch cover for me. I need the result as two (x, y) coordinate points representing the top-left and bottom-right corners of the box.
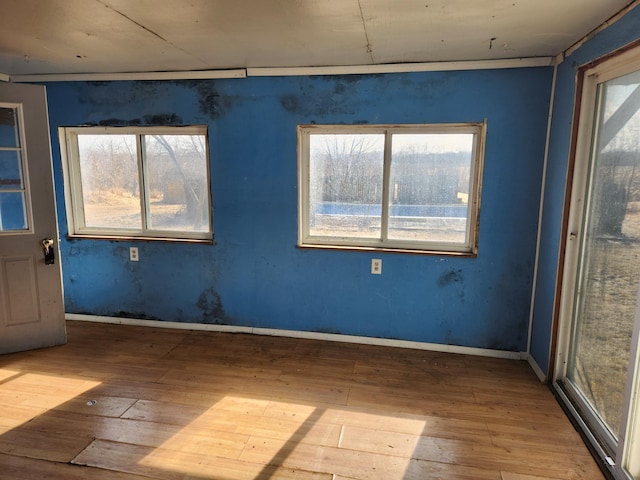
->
(371, 258), (382, 274)
(130, 247), (139, 262)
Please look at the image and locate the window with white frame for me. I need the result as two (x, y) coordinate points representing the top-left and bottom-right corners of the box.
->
(298, 124), (485, 254)
(61, 126), (212, 241)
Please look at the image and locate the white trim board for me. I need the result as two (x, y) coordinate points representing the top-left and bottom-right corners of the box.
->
(0, 72), (10, 82)
(525, 353), (548, 383)
(9, 57), (554, 83)
(247, 57), (553, 77)
(527, 63), (558, 356)
(10, 69), (246, 83)
(67, 313), (525, 360)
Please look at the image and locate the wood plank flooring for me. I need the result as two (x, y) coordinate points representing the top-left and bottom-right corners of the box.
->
(0, 321), (604, 480)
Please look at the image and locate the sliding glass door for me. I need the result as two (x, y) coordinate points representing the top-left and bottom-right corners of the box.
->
(556, 47), (640, 480)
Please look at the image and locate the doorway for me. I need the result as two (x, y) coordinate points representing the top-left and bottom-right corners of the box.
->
(555, 46), (640, 480)
(0, 82), (66, 354)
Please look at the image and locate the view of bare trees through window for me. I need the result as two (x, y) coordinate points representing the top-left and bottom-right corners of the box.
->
(78, 134), (140, 228)
(309, 134), (384, 239)
(145, 135), (209, 232)
(76, 133), (209, 234)
(308, 132), (473, 243)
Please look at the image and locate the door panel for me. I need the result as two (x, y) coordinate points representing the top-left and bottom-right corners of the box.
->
(0, 82), (65, 354)
(1, 256), (39, 325)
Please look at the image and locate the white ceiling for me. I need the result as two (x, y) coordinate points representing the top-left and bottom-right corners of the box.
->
(0, 0), (635, 77)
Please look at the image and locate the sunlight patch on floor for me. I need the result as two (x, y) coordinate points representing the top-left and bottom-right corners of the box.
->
(0, 369), (101, 433)
(134, 396), (423, 479)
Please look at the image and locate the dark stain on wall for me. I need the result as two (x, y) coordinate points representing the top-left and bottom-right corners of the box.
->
(116, 311), (160, 321)
(312, 74), (382, 83)
(197, 287), (227, 324)
(313, 327), (343, 335)
(279, 77), (367, 116)
(96, 118), (142, 126)
(88, 114), (182, 126)
(438, 269), (464, 287)
(178, 80), (240, 119)
(483, 324), (523, 351)
(143, 113), (183, 125)
(280, 94), (299, 113)
(79, 79), (243, 120)
(78, 81), (163, 108)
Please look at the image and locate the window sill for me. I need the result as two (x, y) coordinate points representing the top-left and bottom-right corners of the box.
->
(66, 234), (214, 245)
(297, 243), (477, 257)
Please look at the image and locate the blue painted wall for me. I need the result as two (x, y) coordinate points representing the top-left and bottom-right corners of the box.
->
(530, 6), (640, 373)
(46, 68), (552, 352)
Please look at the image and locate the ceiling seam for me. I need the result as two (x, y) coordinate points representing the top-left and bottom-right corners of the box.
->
(95, 0), (210, 67)
(357, 0), (375, 64)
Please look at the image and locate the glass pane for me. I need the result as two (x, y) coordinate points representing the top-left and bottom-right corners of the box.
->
(0, 192), (28, 231)
(0, 150), (24, 190)
(144, 134), (209, 233)
(0, 107), (19, 148)
(77, 135), (141, 229)
(568, 69), (640, 439)
(309, 134), (384, 239)
(389, 133), (473, 243)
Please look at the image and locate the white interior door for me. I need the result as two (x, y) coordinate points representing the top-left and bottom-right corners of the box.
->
(0, 82), (65, 354)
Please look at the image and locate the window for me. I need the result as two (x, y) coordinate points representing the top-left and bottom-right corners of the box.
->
(61, 126), (212, 241)
(298, 123), (485, 254)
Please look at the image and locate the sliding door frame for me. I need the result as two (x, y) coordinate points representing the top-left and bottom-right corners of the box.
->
(552, 43), (640, 480)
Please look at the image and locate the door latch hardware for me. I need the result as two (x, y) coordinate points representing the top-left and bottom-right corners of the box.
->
(42, 238), (55, 265)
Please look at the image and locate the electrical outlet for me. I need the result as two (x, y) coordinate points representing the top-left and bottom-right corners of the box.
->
(371, 258), (382, 274)
(129, 247), (139, 262)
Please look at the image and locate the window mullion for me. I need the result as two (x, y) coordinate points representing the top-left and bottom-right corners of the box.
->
(380, 131), (393, 242)
(137, 135), (149, 232)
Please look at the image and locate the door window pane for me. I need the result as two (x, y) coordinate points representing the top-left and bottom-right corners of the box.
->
(0, 105), (28, 232)
(389, 133), (472, 243)
(309, 134), (385, 239)
(0, 150), (24, 190)
(0, 192), (27, 230)
(0, 107), (19, 148)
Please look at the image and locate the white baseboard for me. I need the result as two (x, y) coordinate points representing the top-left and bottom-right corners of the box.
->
(66, 313), (525, 360)
(525, 353), (548, 383)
